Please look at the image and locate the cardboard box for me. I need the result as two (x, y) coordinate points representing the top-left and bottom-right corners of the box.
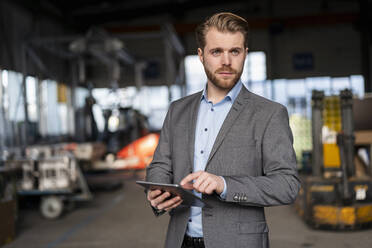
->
(355, 130), (372, 144)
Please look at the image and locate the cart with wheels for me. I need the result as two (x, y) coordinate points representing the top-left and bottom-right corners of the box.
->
(7, 155), (92, 219)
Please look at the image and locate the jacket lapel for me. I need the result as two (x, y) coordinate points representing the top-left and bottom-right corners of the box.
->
(188, 91), (203, 172)
(205, 87), (251, 169)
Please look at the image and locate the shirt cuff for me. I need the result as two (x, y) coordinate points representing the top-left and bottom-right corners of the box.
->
(219, 176), (227, 199)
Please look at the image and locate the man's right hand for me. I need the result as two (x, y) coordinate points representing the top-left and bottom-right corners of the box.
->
(147, 189), (183, 211)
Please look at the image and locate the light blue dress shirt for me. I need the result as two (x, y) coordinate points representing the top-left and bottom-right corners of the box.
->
(186, 81), (243, 237)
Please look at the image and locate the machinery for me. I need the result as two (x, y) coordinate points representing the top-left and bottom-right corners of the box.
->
(295, 89), (372, 229)
(91, 133), (159, 170)
(6, 149), (92, 219)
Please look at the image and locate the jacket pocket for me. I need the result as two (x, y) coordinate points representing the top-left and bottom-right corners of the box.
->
(237, 221), (269, 234)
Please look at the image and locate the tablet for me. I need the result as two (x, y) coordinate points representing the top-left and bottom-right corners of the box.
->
(136, 181), (211, 208)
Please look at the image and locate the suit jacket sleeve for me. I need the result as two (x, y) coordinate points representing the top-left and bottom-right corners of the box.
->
(145, 104), (175, 216)
(222, 106), (301, 207)
(146, 103), (174, 185)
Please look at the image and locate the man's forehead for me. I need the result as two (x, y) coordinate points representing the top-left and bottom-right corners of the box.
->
(204, 28), (245, 49)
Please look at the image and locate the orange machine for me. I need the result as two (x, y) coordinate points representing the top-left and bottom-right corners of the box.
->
(116, 133), (160, 169)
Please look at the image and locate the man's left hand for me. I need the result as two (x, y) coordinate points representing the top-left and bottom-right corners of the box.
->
(180, 171), (224, 195)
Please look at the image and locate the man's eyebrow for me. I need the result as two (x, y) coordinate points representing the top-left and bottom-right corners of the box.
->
(209, 47), (223, 52)
(230, 47), (243, 51)
(208, 47), (243, 52)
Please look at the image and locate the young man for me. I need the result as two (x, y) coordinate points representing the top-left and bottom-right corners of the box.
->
(146, 12), (300, 248)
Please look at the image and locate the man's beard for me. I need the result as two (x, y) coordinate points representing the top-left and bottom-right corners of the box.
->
(203, 64), (242, 91)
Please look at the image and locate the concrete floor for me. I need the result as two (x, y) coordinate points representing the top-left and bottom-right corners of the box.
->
(4, 170), (372, 248)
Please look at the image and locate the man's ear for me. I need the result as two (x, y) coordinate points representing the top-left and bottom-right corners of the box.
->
(197, 48), (204, 63)
(245, 47), (249, 55)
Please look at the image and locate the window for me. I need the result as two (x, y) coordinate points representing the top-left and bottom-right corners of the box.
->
(26, 76), (38, 122)
(5, 70), (25, 122)
(39, 79), (69, 136)
(185, 55), (207, 95)
(75, 87), (89, 108)
(241, 51), (267, 83)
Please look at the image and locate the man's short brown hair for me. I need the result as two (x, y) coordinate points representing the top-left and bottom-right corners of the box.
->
(195, 12), (249, 49)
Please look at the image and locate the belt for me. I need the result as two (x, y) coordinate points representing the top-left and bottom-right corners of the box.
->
(182, 235), (205, 248)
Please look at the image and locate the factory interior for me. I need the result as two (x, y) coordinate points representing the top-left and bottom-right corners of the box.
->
(1, 0), (372, 247)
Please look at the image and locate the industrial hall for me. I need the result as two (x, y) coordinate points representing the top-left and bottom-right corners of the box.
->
(1, 0), (372, 247)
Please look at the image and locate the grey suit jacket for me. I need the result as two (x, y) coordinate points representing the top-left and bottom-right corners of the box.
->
(146, 86), (300, 248)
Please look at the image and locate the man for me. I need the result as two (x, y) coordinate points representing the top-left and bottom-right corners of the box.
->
(146, 12), (300, 248)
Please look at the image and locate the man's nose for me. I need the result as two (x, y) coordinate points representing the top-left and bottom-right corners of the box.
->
(221, 52), (231, 66)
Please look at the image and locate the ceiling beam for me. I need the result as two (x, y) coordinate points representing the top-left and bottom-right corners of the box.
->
(106, 12), (359, 35)
(69, 0), (247, 27)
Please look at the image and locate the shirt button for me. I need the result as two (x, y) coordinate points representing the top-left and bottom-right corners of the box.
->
(189, 219), (192, 222)
(204, 128), (208, 131)
(211, 108), (214, 111)
(201, 150), (204, 154)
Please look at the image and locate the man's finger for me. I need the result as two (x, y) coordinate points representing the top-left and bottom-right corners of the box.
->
(181, 182), (194, 190)
(180, 171), (203, 186)
(197, 178), (211, 193)
(147, 189), (162, 201)
(193, 172), (209, 189)
(164, 199), (183, 211)
(205, 181), (217, 194)
(150, 191), (171, 207)
(158, 196), (182, 210)
(157, 196), (181, 210)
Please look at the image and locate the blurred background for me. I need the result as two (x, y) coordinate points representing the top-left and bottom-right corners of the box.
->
(0, 0), (372, 247)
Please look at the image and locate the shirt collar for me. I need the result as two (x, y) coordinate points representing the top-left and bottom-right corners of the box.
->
(201, 80), (242, 104)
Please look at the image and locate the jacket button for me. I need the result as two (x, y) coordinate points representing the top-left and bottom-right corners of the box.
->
(233, 195), (239, 201)
(243, 196), (247, 201)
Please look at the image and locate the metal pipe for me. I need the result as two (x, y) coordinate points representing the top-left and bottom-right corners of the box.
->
(29, 35), (83, 45)
(69, 61), (78, 137)
(311, 90), (324, 177)
(164, 38), (175, 104)
(162, 24), (185, 56)
(0, 68), (5, 156)
(337, 133), (351, 201)
(27, 47), (50, 77)
(21, 43), (29, 148)
(340, 89), (355, 177)
(37, 79), (47, 138)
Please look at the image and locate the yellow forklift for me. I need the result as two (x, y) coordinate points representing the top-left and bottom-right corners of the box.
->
(295, 89), (372, 229)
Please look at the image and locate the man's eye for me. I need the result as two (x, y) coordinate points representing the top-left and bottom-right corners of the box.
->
(231, 50), (240, 55)
(212, 50), (221, 56)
